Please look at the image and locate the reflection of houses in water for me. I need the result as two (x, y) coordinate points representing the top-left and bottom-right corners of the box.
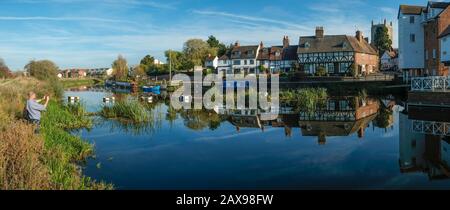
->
(299, 97), (380, 145)
(399, 106), (450, 180)
(225, 97), (382, 143)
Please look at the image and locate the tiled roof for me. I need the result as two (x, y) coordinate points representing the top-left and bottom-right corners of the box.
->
(399, 5), (425, 15)
(269, 46), (283, 61)
(219, 51), (231, 60)
(205, 55), (217, 61)
(230, 45), (259, 59)
(282, 45), (299, 60)
(257, 47), (270, 60)
(428, 1), (450, 9)
(439, 26), (450, 38)
(297, 35), (378, 55)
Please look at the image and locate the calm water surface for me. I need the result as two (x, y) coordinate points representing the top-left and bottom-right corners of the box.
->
(65, 87), (450, 190)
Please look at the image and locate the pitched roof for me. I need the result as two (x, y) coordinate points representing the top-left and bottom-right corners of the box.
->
(219, 51), (231, 60)
(428, 1), (450, 9)
(399, 5), (425, 15)
(269, 46), (283, 61)
(230, 45), (259, 59)
(257, 47), (270, 60)
(297, 35), (378, 55)
(282, 45), (299, 60)
(439, 26), (450, 38)
(205, 55), (217, 61)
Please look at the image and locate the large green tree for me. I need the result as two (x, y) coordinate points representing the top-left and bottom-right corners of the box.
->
(373, 26), (392, 55)
(183, 39), (216, 69)
(112, 55), (129, 81)
(207, 35), (228, 57)
(0, 58), (13, 78)
(24, 60), (59, 81)
(165, 50), (191, 71)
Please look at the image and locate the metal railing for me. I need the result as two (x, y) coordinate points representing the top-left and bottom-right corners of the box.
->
(412, 120), (450, 136)
(411, 76), (450, 92)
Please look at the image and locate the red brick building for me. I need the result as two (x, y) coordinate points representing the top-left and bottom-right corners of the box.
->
(424, 2), (450, 76)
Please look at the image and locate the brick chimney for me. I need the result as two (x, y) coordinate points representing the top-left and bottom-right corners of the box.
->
(356, 30), (363, 42)
(234, 41), (240, 47)
(259, 41), (264, 49)
(315, 26), (324, 39)
(283, 36), (290, 48)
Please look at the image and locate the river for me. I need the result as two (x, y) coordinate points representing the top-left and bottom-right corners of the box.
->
(64, 86), (450, 190)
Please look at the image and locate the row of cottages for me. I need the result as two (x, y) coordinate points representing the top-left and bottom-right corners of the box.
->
(211, 27), (379, 76)
(398, 2), (450, 81)
(58, 69), (87, 78)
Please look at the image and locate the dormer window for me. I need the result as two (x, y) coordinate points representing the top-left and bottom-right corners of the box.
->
(342, 42), (348, 48)
(305, 42), (310, 48)
(248, 50), (254, 55)
(275, 51), (281, 56)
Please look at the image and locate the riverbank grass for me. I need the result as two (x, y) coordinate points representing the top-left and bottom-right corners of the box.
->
(0, 77), (112, 189)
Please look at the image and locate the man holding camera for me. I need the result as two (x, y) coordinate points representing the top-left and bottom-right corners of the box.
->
(26, 91), (50, 134)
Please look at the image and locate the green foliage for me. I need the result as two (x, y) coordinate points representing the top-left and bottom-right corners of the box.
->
(183, 39), (217, 68)
(315, 66), (327, 76)
(165, 50), (187, 71)
(40, 101), (112, 189)
(374, 26), (392, 55)
(25, 60), (59, 81)
(112, 55), (129, 81)
(374, 106), (393, 129)
(100, 100), (152, 123)
(280, 88), (328, 112)
(349, 63), (358, 78)
(258, 65), (268, 74)
(132, 64), (147, 78)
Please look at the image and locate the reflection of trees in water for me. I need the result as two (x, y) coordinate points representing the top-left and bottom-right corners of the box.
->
(373, 105), (393, 129)
(178, 109), (227, 131)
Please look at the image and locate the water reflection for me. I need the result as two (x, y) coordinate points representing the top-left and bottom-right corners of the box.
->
(63, 87), (450, 189)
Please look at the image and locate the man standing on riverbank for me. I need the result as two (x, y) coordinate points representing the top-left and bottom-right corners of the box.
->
(26, 91), (50, 134)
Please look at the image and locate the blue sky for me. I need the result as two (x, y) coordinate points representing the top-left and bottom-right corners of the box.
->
(0, 0), (432, 70)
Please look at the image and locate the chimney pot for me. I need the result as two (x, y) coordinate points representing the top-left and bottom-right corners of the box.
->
(315, 26), (324, 39)
(356, 30), (363, 42)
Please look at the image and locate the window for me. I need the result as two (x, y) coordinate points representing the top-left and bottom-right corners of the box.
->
(410, 34), (415, 42)
(250, 60), (254, 65)
(305, 42), (310, 48)
(244, 60), (248, 65)
(327, 63), (334, 74)
(425, 50), (428, 60)
(433, 49), (436, 59)
(233, 60), (241, 65)
(410, 16), (415, 24)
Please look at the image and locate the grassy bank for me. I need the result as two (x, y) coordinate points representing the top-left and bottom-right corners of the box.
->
(0, 77), (111, 189)
(61, 78), (102, 88)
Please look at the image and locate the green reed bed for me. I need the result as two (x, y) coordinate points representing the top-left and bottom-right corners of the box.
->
(280, 88), (328, 111)
(100, 100), (152, 123)
(40, 101), (112, 189)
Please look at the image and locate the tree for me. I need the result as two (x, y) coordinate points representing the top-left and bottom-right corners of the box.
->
(0, 58), (13, 78)
(349, 63), (358, 78)
(112, 55), (129, 81)
(207, 35), (228, 57)
(140, 55), (155, 67)
(132, 64), (147, 79)
(373, 26), (392, 55)
(206, 35), (220, 48)
(165, 50), (185, 71)
(183, 39), (216, 68)
(24, 60), (59, 81)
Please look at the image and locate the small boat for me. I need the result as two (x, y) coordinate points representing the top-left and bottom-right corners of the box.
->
(142, 85), (161, 93)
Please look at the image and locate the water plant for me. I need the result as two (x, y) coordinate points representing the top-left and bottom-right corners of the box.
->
(280, 88), (328, 112)
(100, 99), (152, 123)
